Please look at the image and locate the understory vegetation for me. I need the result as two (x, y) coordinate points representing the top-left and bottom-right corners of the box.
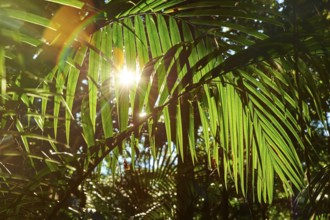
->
(0, 0), (329, 219)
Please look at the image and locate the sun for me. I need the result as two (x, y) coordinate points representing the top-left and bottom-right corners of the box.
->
(118, 66), (140, 87)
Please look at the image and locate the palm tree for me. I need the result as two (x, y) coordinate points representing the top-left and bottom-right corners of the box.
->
(0, 0), (329, 218)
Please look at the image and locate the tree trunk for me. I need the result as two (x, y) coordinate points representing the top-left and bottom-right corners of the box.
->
(177, 156), (194, 219)
(176, 95), (195, 219)
(219, 152), (229, 220)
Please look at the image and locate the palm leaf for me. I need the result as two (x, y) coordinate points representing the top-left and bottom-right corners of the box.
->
(0, 0), (329, 218)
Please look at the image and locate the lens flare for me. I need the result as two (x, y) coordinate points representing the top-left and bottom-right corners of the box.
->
(118, 66), (140, 87)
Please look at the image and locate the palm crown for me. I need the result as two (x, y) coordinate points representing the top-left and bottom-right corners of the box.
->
(0, 0), (329, 218)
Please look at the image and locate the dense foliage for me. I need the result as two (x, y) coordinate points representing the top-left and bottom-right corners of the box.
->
(0, 0), (329, 219)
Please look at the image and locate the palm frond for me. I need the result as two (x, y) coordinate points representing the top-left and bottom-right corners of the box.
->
(0, 0), (329, 218)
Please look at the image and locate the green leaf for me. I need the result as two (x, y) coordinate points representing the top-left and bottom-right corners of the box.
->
(0, 29), (42, 46)
(146, 14), (162, 57)
(15, 119), (34, 168)
(176, 104), (183, 161)
(100, 26), (113, 139)
(134, 16), (149, 68)
(66, 47), (87, 143)
(81, 96), (95, 147)
(2, 9), (53, 29)
(88, 34), (100, 133)
(0, 48), (5, 103)
(45, 0), (85, 9)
